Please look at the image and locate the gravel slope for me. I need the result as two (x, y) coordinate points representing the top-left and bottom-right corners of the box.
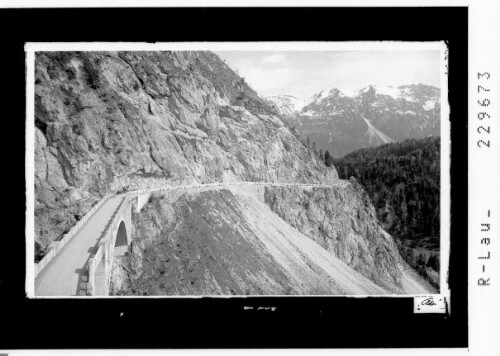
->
(113, 188), (430, 296)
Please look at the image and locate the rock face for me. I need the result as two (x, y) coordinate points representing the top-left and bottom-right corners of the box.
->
(266, 84), (440, 157)
(113, 188), (395, 295)
(34, 51), (337, 257)
(264, 179), (404, 292)
(112, 184), (434, 295)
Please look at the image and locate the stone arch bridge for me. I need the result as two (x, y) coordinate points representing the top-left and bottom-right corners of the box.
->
(35, 189), (152, 296)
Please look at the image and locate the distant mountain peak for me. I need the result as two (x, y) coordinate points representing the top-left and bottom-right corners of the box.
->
(267, 83), (440, 118)
(266, 83), (440, 158)
(265, 94), (310, 117)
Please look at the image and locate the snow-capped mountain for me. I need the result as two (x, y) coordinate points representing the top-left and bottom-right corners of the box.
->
(266, 84), (440, 157)
(264, 94), (309, 117)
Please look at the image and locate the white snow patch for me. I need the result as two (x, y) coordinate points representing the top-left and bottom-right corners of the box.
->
(399, 87), (419, 102)
(374, 86), (401, 99)
(423, 99), (437, 110)
(318, 88), (333, 100)
(266, 95), (312, 116)
(337, 88), (359, 97)
(310, 87), (343, 103)
(287, 96), (310, 111)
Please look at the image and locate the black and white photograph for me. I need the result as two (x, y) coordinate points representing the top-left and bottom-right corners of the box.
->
(0, 4), (486, 352)
(27, 42), (449, 298)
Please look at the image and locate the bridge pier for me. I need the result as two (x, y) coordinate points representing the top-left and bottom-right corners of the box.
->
(87, 195), (133, 296)
(135, 192), (151, 213)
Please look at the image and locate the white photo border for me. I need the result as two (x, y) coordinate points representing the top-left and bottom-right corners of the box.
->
(26, 42), (450, 307)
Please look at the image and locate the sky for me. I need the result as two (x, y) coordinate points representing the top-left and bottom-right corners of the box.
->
(215, 50), (441, 98)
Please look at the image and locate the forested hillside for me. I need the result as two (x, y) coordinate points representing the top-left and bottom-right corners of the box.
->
(332, 137), (440, 288)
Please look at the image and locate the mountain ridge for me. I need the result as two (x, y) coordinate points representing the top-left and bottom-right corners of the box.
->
(266, 83), (440, 158)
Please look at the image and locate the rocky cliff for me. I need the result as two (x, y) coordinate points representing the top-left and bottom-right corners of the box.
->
(264, 179), (404, 293)
(112, 187), (381, 295)
(111, 183), (434, 295)
(34, 51), (337, 257)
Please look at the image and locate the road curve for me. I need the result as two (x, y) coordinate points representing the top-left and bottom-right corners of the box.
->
(34, 181), (346, 296)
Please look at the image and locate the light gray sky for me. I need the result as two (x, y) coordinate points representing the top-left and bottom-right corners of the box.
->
(215, 50), (441, 98)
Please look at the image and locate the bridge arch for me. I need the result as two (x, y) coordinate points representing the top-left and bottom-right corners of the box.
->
(114, 219), (129, 257)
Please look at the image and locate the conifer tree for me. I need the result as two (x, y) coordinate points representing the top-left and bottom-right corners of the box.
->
(324, 150), (331, 166)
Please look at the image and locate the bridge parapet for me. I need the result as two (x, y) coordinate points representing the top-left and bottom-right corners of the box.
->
(35, 194), (113, 278)
(87, 240), (104, 295)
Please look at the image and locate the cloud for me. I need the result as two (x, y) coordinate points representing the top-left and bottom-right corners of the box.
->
(262, 54), (287, 64)
(216, 50), (440, 98)
(236, 65), (296, 96)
